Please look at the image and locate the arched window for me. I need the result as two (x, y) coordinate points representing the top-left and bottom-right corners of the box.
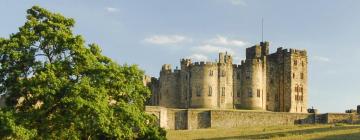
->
(209, 70), (213, 76)
(221, 70), (226, 77)
(196, 86), (201, 97)
(248, 88), (252, 97)
(221, 87), (225, 96)
(246, 70), (250, 80)
(208, 86), (212, 96)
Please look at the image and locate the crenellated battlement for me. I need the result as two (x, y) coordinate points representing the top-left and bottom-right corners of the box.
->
(191, 61), (218, 67)
(290, 48), (307, 56)
(232, 64), (241, 69)
(275, 47), (307, 56)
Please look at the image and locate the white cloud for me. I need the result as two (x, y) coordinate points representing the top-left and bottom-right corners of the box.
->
(228, 0), (247, 6)
(106, 7), (119, 13)
(192, 44), (235, 55)
(313, 56), (330, 62)
(206, 35), (248, 47)
(187, 54), (209, 61)
(144, 35), (191, 45)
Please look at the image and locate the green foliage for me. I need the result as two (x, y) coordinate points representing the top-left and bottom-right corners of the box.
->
(0, 6), (166, 139)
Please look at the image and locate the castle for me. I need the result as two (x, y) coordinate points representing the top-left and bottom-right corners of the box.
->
(144, 41), (308, 113)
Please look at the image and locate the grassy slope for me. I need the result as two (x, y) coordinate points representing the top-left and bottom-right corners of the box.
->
(167, 124), (360, 140)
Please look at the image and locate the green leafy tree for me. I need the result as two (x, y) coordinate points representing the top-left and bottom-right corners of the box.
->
(0, 6), (166, 139)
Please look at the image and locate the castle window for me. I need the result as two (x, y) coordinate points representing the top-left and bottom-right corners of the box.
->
(300, 73), (304, 79)
(248, 89), (252, 97)
(221, 87), (225, 96)
(294, 60), (298, 66)
(246, 70), (250, 80)
(302, 61), (304, 67)
(209, 70), (213, 76)
(237, 72), (240, 79)
(208, 86), (212, 96)
(293, 73), (295, 79)
(196, 86), (201, 97)
(221, 70), (226, 77)
(270, 79), (274, 84)
(257, 89), (260, 97)
(237, 91), (241, 97)
(275, 94), (279, 101)
(266, 92), (269, 101)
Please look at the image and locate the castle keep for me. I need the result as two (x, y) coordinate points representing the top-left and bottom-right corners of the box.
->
(145, 41), (308, 113)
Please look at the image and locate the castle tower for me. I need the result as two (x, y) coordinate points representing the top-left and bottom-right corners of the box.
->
(189, 61), (219, 108)
(158, 64), (181, 108)
(266, 47), (307, 113)
(240, 42), (268, 110)
(217, 52), (234, 109)
(179, 59), (192, 108)
(233, 64), (242, 109)
(289, 49), (308, 113)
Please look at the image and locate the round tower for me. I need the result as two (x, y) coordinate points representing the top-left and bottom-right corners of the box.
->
(241, 59), (266, 110)
(189, 62), (218, 108)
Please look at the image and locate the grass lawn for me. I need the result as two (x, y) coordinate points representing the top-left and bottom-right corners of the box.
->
(167, 124), (360, 140)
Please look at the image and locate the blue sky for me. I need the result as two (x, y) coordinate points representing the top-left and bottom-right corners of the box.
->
(1, 0), (360, 113)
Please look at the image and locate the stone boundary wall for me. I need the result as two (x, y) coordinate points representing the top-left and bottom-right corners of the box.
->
(210, 110), (313, 128)
(145, 106), (360, 130)
(324, 113), (360, 124)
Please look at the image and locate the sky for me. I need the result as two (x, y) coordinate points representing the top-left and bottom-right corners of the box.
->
(1, 0), (359, 113)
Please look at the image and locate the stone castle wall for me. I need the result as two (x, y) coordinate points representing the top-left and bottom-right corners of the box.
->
(145, 106), (360, 130)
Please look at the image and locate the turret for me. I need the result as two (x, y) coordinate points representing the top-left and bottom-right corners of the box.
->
(219, 52), (232, 64)
(260, 41), (269, 56)
(246, 41), (269, 59)
(180, 59), (191, 70)
(161, 64), (172, 72)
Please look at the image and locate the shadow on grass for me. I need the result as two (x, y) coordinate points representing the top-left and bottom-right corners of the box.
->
(195, 125), (360, 140)
(313, 132), (360, 140)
